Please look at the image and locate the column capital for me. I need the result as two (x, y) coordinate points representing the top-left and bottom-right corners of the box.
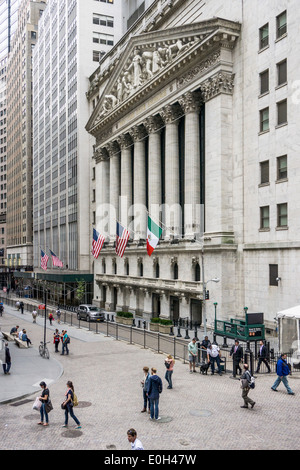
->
(144, 115), (164, 134)
(178, 91), (202, 114)
(117, 133), (132, 150)
(160, 103), (182, 125)
(201, 71), (235, 102)
(106, 140), (120, 158)
(129, 125), (147, 142)
(94, 147), (109, 163)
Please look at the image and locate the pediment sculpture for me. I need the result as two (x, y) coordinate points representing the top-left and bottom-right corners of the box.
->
(95, 37), (200, 122)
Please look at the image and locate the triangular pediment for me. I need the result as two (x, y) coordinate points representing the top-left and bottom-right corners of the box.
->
(86, 18), (240, 135)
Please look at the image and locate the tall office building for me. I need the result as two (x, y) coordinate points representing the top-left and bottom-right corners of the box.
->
(86, 0), (298, 332)
(0, 0), (20, 57)
(6, 0), (47, 284)
(32, 0), (124, 303)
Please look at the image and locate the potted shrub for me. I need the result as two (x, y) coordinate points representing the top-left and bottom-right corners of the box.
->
(150, 317), (160, 332)
(158, 318), (173, 334)
(116, 311), (133, 325)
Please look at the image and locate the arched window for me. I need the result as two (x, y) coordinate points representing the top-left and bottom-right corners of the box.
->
(195, 263), (200, 281)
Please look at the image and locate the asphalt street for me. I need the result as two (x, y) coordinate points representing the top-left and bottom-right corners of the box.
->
(0, 303), (299, 451)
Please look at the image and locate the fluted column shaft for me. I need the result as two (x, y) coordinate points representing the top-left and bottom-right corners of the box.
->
(117, 134), (133, 229)
(107, 141), (120, 238)
(130, 125), (147, 240)
(95, 148), (110, 236)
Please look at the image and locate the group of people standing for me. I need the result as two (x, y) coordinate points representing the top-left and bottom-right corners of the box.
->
(37, 380), (81, 428)
(140, 354), (175, 421)
(53, 329), (70, 355)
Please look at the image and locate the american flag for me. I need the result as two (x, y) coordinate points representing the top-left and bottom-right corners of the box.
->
(92, 228), (105, 259)
(50, 249), (63, 268)
(115, 222), (130, 258)
(41, 250), (49, 271)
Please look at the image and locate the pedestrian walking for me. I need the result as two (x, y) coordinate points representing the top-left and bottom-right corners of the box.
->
(2, 342), (11, 375)
(207, 342), (222, 375)
(16, 301), (20, 311)
(32, 309), (37, 323)
(0, 303), (4, 316)
(255, 340), (271, 373)
(230, 339), (243, 378)
(240, 364), (256, 409)
(271, 354), (295, 395)
(38, 381), (50, 426)
(62, 381), (81, 429)
(61, 330), (69, 355)
(49, 312), (54, 325)
(19, 301), (24, 314)
(141, 367), (151, 413)
(188, 337), (198, 373)
(127, 428), (144, 450)
(147, 367), (163, 420)
(53, 329), (60, 353)
(164, 354), (175, 389)
(56, 308), (61, 324)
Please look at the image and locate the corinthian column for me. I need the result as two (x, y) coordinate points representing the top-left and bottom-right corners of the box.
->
(161, 104), (182, 239)
(117, 134), (133, 230)
(179, 91), (202, 238)
(129, 125), (147, 240)
(94, 147), (110, 237)
(107, 141), (120, 239)
(144, 115), (163, 224)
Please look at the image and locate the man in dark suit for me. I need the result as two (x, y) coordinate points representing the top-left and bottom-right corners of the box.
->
(255, 340), (271, 373)
(230, 340), (243, 377)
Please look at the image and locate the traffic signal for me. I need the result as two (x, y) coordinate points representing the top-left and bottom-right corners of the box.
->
(205, 290), (209, 300)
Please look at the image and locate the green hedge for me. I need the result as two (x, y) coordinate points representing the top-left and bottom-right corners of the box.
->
(116, 311), (133, 318)
(151, 317), (172, 325)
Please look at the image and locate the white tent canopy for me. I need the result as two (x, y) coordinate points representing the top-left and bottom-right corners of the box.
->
(277, 306), (300, 356)
(277, 305), (300, 319)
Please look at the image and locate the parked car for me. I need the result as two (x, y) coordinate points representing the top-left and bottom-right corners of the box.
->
(77, 304), (105, 322)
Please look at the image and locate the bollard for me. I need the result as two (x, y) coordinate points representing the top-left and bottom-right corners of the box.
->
(194, 328), (198, 341)
(169, 326), (174, 336)
(107, 313), (110, 322)
(177, 327), (182, 338)
(222, 336), (228, 348)
(185, 329), (190, 340)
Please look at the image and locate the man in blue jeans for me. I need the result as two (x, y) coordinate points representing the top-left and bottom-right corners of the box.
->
(147, 367), (163, 420)
(271, 353), (295, 395)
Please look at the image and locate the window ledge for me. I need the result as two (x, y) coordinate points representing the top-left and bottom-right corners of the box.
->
(259, 91), (270, 99)
(276, 178), (288, 184)
(275, 32), (287, 43)
(275, 122), (288, 129)
(259, 228), (270, 232)
(258, 129), (270, 136)
(258, 45), (269, 54)
(276, 226), (288, 231)
(259, 182), (270, 188)
(275, 82), (288, 91)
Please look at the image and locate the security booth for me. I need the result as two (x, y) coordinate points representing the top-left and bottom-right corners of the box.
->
(277, 306), (300, 367)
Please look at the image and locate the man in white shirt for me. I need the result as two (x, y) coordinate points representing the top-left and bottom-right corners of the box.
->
(207, 343), (222, 375)
(127, 428), (144, 450)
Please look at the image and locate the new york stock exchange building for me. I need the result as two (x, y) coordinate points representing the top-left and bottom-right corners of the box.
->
(86, 0), (298, 334)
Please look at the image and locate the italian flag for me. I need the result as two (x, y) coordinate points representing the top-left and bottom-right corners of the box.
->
(147, 216), (162, 256)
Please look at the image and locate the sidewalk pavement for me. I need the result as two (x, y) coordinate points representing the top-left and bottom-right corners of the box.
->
(0, 303), (299, 451)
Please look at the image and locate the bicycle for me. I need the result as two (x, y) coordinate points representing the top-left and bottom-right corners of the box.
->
(39, 341), (50, 359)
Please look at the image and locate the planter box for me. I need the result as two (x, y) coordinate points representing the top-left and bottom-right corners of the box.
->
(122, 317), (133, 326)
(150, 322), (159, 332)
(158, 324), (171, 334)
(115, 316), (124, 324)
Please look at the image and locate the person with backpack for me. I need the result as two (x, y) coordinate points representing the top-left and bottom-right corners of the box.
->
(62, 381), (81, 429)
(240, 364), (256, 409)
(271, 353), (295, 395)
(61, 330), (70, 355)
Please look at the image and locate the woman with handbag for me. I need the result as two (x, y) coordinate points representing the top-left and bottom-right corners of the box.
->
(164, 354), (175, 389)
(38, 381), (50, 426)
(61, 381), (81, 429)
(240, 364), (256, 409)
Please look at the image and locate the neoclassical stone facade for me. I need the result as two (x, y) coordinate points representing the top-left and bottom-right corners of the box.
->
(86, 0), (299, 332)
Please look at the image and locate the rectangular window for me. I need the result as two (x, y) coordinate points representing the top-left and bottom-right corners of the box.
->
(260, 69), (269, 95)
(277, 59), (287, 86)
(277, 155), (287, 180)
(277, 11), (287, 39)
(277, 203), (288, 227)
(260, 206), (270, 229)
(93, 32), (114, 46)
(277, 99), (287, 126)
(269, 264), (279, 286)
(260, 160), (269, 184)
(260, 107), (269, 132)
(93, 14), (114, 27)
(259, 23), (269, 49)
